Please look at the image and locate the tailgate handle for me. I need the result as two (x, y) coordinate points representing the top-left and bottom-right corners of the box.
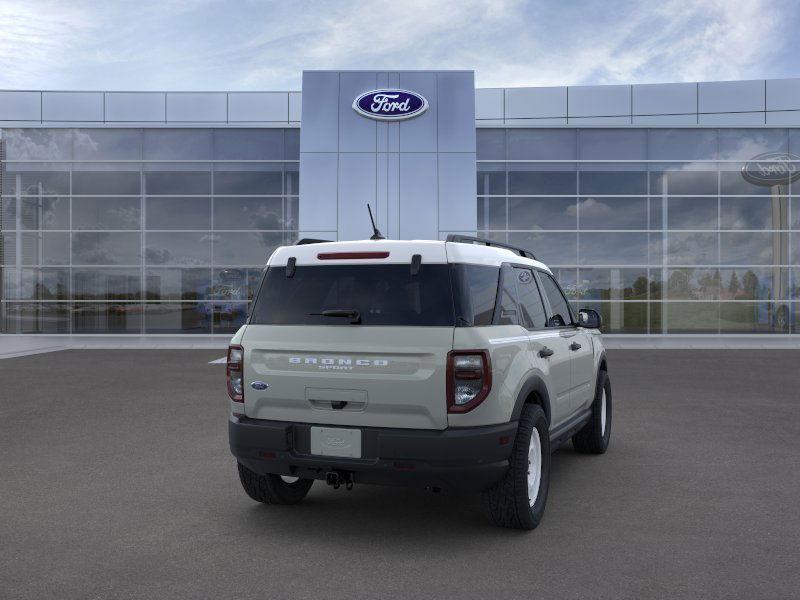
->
(306, 388), (367, 412)
(309, 399), (366, 411)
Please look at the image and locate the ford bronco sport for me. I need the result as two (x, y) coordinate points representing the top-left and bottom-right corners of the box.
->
(228, 235), (611, 530)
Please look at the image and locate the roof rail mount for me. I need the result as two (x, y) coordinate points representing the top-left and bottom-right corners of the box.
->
(296, 238), (333, 245)
(445, 234), (536, 260)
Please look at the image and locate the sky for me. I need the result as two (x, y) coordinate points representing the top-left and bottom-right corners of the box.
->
(0, 0), (798, 91)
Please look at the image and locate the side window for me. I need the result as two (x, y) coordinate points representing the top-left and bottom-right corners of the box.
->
(496, 265), (519, 325)
(513, 267), (547, 329)
(539, 272), (573, 327)
(451, 264), (500, 326)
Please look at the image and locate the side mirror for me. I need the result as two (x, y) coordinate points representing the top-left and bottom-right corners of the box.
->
(578, 308), (602, 329)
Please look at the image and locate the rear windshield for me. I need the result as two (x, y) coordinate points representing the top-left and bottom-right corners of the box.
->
(250, 264), (455, 326)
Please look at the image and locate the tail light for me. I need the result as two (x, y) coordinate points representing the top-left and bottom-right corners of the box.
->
(447, 350), (491, 413)
(227, 344), (244, 402)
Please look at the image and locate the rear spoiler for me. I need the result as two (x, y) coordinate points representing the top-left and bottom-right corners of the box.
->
(288, 240), (422, 276)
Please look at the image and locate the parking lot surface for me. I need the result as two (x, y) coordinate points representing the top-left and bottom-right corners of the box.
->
(1, 349), (799, 599)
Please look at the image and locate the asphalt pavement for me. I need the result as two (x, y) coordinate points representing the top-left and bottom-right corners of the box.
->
(1, 349), (799, 599)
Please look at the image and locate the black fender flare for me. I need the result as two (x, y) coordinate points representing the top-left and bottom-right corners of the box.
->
(598, 349), (608, 373)
(597, 348), (608, 380)
(511, 375), (552, 425)
(591, 350), (609, 400)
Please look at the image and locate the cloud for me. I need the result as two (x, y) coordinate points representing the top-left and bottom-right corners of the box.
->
(569, 197), (613, 219)
(471, 0), (792, 87)
(0, 1), (93, 86)
(0, 0), (795, 90)
(237, 0), (522, 88)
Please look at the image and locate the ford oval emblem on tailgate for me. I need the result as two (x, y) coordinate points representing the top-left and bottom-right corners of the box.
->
(250, 381), (269, 390)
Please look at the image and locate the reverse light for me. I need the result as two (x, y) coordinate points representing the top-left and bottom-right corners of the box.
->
(227, 344), (244, 402)
(447, 350), (491, 413)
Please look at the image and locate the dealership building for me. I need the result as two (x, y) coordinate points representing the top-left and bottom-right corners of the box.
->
(1, 70), (799, 340)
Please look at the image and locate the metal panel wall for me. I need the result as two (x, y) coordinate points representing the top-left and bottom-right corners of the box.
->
(338, 153), (377, 240)
(476, 77), (800, 127)
(3, 76), (800, 128)
(505, 86), (567, 119)
(42, 92), (104, 121)
(298, 152), (338, 236)
(299, 70), (477, 242)
(105, 92), (165, 122)
(289, 92), (302, 122)
(437, 72), (476, 153)
(0, 91), (298, 125)
(569, 85), (631, 117)
(338, 72), (377, 152)
(166, 92), (227, 122)
(228, 92), (289, 122)
(398, 72), (438, 152)
(698, 80), (765, 113)
(0, 91), (41, 121)
(632, 82), (696, 116)
(766, 79), (800, 111)
(475, 88), (503, 120)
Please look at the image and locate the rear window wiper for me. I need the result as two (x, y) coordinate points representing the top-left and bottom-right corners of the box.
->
(309, 309), (362, 324)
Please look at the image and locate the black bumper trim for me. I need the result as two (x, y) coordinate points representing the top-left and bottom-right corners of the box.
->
(229, 416), (517, 492)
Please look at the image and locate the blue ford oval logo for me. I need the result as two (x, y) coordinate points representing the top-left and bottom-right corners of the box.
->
(353, 89), (428, 121)
(250, 381), (269, 390)
(742, 152), (800, 187)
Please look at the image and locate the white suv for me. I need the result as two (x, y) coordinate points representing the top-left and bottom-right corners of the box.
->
(228, 235), (611, 530)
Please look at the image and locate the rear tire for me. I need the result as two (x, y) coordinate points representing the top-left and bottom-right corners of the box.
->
(237, 463), (314, 505)
(483, 404), (550, 530)
(572, 370), (612, 454)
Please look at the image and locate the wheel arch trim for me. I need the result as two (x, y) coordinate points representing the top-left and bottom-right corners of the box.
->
(597, 349), (608, 373)
(511, 375), (552, 425)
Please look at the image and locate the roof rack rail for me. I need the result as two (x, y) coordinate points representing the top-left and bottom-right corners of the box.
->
(445, 234), (536, 260)
(296, 238), (332, 245)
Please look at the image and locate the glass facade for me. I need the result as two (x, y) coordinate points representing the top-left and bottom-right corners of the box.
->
(1, 125), (799, 335)
(0, 128), (299, 334)
(477, 128), (800, 335)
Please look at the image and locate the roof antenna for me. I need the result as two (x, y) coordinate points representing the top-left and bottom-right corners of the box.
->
(367, 204), (385, 240)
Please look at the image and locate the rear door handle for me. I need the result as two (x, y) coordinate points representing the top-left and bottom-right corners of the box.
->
(539, 347), (554, 358)
(569, 342), (582, 351)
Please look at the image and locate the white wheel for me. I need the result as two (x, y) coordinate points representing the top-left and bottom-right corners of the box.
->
(527, 429), (542, 506)
(600, 389), (607, 436)
(280, 475), (300, 484)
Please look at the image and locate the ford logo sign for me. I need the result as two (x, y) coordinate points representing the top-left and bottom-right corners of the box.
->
(250, 381), (269, 390)
(352, 89), (428, 121)
(741, 152), (800, 187)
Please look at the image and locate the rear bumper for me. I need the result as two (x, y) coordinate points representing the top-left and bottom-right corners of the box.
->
(229, 415), (517, 492)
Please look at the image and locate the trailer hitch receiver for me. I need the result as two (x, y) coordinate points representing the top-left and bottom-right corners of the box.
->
(325, 470), (354, 490)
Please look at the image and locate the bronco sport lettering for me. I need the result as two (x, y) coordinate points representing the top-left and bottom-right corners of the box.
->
(288, 357), (389, 367)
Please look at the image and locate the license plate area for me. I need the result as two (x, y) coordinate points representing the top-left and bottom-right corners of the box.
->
(310, 426), (362, 458)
